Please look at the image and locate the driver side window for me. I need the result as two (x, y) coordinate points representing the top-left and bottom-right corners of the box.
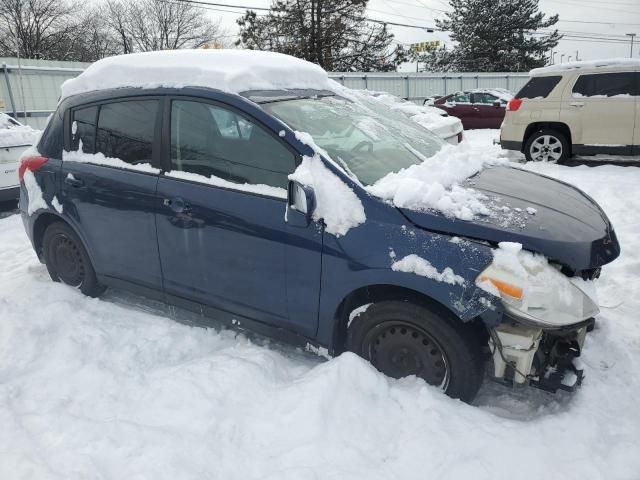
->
(170, 100), (296, 190)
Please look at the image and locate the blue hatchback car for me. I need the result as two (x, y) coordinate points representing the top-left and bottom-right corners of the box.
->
(19, 51), (620, 403)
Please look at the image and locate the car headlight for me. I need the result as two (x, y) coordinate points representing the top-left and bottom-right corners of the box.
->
(476, 244), (599, 328)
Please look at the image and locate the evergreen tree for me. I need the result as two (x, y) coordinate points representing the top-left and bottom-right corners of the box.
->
(425, 0), (561, 72)
(236, 0), (407, 72)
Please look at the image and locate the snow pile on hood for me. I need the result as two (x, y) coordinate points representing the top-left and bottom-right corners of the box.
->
(366, 142), (507, 221)
(391, 253), (465, 286)
(61, 49), (331, 99)
(289, 131), (365, 236)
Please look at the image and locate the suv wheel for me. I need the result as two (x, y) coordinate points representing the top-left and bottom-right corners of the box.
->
(42, 222), (105, 297)
(347, 301), (485, 403)
(524, 128), (569, 163)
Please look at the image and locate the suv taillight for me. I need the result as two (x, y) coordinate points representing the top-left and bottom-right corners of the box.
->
(507, 98), (523, 111)
(18, 155), (48, 182)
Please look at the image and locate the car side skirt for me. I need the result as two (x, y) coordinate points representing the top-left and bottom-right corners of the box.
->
(98, 274), (330, 357)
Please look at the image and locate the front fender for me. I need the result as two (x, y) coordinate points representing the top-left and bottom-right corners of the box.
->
(316, 216), (503, 346)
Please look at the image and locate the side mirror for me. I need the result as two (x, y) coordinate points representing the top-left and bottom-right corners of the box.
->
(493, 100), (502, 108)
(287, 180), (316, 227)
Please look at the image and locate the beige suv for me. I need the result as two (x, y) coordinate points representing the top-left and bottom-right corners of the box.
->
(500, 60), (640, 162)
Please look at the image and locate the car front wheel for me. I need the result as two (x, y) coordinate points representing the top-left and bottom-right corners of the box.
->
(524, 129), (569, 163)
(347, 301), (485, 403)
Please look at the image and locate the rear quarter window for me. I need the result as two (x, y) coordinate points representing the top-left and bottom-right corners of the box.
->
(572, 72), (638, 98)
(38, 109), (64, 158)
(515, 76), (562, 99)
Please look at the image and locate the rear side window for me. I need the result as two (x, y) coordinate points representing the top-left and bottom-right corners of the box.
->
(38, 109), (64, 158)
(516, 76), (561, 99)
(71, 106), (98, 153)
(95, 100), (158, 164)
(450, 92), (470, 103)
(171, 100), (296, 190)
(572, 72), (637, 97)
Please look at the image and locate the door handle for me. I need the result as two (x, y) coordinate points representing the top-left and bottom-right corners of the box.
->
(163, 197), (191, 214)
(64, 175), (84, 187)
(570, 101), (584, 107)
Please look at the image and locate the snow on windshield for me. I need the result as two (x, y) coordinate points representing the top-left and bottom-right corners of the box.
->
(61, 49), (331, 99)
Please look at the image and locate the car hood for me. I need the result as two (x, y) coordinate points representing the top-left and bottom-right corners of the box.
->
(399, 166), (620, 272)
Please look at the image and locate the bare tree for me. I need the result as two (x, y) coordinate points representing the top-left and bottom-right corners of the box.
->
(106, 0), (226, 53)
(0, 0), (79, 58)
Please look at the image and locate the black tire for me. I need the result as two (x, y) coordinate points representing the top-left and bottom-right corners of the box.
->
(347, 301), (485, 403)
(42, 221), (105, 297)
(524, 128), (570, 163)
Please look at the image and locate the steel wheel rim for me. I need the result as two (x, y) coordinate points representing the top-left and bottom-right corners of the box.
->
(364, 321), (450, 390)
(51, 233), (84, 287)
(530, 135), (562, 162)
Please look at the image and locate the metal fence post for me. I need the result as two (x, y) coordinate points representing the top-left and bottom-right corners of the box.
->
(340, 75), (345, 85)
(404, 75), (410, 100)
(506, 75), (510, 91)
(443, 76), (447, 95)
(2, 63), (17, 118)
(476, 75), (479, 88)
(363, 74), (368, 90)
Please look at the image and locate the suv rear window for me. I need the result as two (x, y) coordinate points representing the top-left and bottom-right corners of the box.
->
(515, 76), (561, 99)
(572, 72), (638, 97)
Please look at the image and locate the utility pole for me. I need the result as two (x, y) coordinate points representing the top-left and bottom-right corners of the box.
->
(627, 33), (636, 58)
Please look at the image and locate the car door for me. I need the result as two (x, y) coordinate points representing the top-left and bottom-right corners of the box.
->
(438, 92), (475, 129)
(155, 96), (322, 337)
(471, 92), (506, 129)
(564, 72), (636, 154)
(61, 98), (164, 291)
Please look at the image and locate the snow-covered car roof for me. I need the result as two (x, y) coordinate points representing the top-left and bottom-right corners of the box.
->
(61, 49), (332, 100)
(530, 58), (640, 77)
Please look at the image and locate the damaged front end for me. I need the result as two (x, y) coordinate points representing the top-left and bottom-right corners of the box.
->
(475, 243), (602, 393)
(488, 318), (592, 393)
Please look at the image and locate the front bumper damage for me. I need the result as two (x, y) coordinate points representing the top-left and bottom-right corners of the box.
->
(488, 317), (593, 393)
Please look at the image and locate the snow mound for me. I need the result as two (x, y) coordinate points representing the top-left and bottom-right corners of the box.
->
(61, 49), (331, 99)
(0, 116), (39, 148)
(530, 57), (640, 76)
(366, 142), (507, 221)
(290, 132), (366, 237)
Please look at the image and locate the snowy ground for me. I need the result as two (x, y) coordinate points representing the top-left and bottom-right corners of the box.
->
(1, 131), (639, 479)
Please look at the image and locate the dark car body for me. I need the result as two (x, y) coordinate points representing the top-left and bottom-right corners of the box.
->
(20, 86), (619, 358)
(433, 90), (510, 129)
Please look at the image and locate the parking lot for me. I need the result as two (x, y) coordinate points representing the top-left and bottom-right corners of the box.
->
(1, 130), (638, 480)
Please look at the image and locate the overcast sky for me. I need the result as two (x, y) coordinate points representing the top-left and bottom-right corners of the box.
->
(206, 0), (640, 70)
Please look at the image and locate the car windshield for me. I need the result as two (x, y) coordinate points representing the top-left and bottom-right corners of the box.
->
(262, 95), (444, 185)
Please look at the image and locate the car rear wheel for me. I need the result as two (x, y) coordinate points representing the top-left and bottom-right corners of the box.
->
(42, 222), (105, 297)
(347, 301), (485, 403)
(524, 129), (569, 163)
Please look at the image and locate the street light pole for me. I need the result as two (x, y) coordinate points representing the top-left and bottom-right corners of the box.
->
(626, 33), (636, 58)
